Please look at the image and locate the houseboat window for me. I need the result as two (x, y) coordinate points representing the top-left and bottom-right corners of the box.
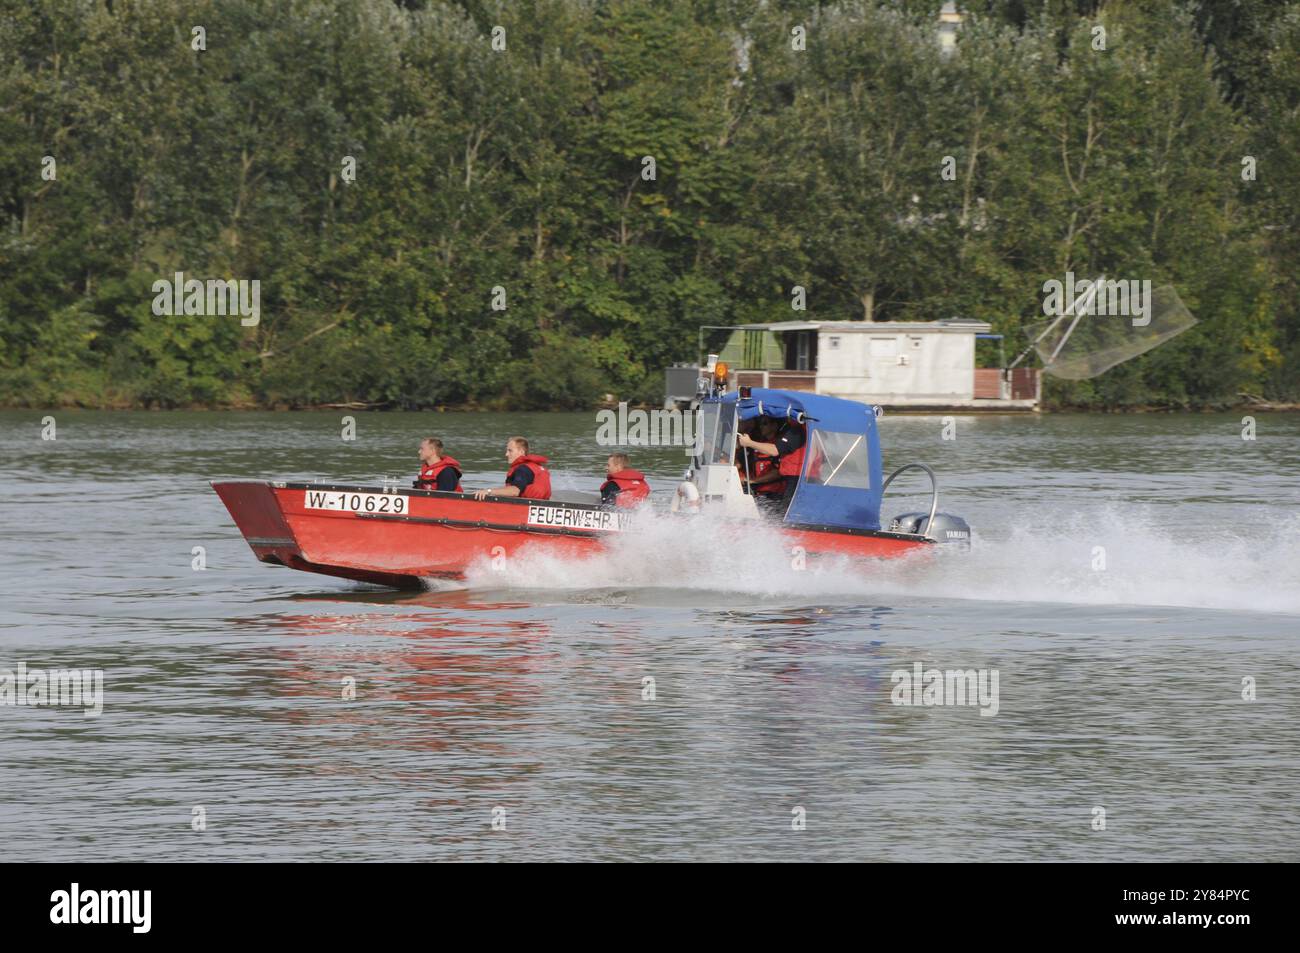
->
(801, 430), (872, 490)
(783, 331), (818, 371)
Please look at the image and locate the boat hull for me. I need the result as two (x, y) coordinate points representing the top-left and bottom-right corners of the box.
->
(212, 480), (932, 588)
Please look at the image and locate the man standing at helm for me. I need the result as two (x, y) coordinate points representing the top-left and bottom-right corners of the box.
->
(473, 436), (552, 500)
(736, 416), (805, 517)
(737, 417), (785, 513)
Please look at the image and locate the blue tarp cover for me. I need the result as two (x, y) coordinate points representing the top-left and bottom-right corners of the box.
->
(707, 388), (884, 530)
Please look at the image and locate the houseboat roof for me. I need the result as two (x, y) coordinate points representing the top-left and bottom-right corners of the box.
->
(734, 319), (992, 334)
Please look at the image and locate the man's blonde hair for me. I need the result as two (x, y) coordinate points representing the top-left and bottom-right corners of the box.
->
(508, 436), (529, 454)
(607, 452), (631, 470)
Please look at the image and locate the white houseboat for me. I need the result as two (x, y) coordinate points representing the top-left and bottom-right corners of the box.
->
(666, 320), (1040, 411)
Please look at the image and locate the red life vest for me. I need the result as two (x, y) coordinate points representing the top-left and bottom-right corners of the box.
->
(777, 425), (807, 478)
(751, 454), (784, 495)
(507, 454), (552, 500)
(601, 469), (650, 507)
(418, 456), (463, 493)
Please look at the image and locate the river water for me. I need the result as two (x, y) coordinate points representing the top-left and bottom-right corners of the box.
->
(2, 409), (1297, 861)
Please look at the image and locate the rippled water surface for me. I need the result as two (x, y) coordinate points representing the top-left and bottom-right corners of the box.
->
(1, 409), (1297, 861)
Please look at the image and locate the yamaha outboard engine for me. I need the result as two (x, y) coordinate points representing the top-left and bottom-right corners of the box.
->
(889, 512), (972, 549)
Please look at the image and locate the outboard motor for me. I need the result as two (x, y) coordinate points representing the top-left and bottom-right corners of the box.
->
(889, 512), (972, 550)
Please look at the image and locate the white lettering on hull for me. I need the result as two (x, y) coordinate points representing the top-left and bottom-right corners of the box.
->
(526, 505), (628, 532)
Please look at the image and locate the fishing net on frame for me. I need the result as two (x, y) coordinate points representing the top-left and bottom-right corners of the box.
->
(1026, 282), (1197, 380)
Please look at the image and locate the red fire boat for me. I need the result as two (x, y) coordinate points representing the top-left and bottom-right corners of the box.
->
(213, 386), (971, 589)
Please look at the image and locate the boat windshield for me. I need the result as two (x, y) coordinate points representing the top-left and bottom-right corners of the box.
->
(695, 401), (736, 466)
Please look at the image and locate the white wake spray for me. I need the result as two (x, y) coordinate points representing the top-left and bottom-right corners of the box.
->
(449, 505), (1300, 614)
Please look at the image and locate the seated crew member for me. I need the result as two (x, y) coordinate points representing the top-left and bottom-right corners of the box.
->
(414, 438), (463, 492)
(736, 416), (805, 518)
(472, 436), (552, 500)
(599, 453), (650, 507)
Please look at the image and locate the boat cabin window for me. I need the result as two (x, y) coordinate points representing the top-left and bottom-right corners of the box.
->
(800, 430), (872, 489)
(695, 402), (736, 466)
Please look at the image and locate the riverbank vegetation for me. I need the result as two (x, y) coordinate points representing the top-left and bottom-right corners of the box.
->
(2, 0), (1297, 410)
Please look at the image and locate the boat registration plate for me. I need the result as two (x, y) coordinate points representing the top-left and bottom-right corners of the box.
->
(526, 504), (627, 532)
(304, 490), (408, 515)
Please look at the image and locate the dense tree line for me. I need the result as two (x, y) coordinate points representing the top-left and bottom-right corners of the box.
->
(1, 0), (1296, 410)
